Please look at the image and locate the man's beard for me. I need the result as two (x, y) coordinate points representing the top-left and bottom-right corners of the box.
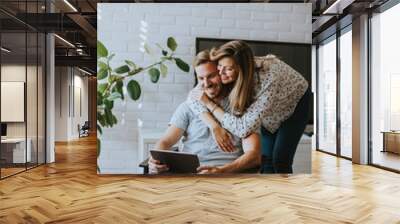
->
(204, 85), (221, 99)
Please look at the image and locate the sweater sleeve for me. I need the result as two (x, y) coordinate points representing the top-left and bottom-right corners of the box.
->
(220, 62), (283, 138)
(186, 83), (209, 115)
(187, 99), (209, 115)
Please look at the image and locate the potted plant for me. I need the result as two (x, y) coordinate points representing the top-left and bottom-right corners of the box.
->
(96, 37), (190, 172)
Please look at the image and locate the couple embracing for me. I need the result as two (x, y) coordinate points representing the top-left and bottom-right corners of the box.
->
(149, 40), (310, 174)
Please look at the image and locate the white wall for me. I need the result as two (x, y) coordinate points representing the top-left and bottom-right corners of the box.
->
(55, 67), (68, 141)
(1, 65), (26, 140)
(74, 73), (89, 138)
(54, 67), (89, 141)
(98, 3), (312, 173)
(1, 63), (46, 164)
(1, 65), (36, 138)
(1, 65), (26, 130)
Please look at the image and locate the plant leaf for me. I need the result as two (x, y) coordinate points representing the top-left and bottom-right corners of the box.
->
(160, 63), (168, 77)
(108, 74), (118, 83)
(111, 113), (118, 125)
(167, 37), (177, 51)
(97, 68), (108, 80)
(97, 92), (103, 106)
(97, 112), (106, 127)
(175, 58), (190, 72)
(97, 138), (101, 157)
(98, 61), (108, 70)
(112, 80), (124, 100)
(98, 83), (108, 94)
(125, 60), (136, 69)
(127, 79), (141, 100)
(107, 92), (122, 101)
(104, 108), (113, 127)
(114, 65), (130, 74)
(97, 123), (102, 135)
(103, 99), (114, 110)
(97, 41), (108, 58)
(148, 68), (160, 83)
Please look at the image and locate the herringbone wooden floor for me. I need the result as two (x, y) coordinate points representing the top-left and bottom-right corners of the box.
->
(1, 135), (400, 224)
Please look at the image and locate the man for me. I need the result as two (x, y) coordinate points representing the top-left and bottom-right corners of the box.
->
(149, 50), (261, 174)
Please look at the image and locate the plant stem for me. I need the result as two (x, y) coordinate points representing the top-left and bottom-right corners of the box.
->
(101, 58), (169, 98)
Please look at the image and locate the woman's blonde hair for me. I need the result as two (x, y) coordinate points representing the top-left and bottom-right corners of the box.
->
(210, 40), (255, 115)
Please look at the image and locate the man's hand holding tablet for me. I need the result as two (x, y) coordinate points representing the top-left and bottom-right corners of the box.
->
(148, 156), (170, 174)
(149, 149), (200, 174)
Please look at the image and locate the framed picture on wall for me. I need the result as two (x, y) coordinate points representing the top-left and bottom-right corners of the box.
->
(1, 81), (25, 122)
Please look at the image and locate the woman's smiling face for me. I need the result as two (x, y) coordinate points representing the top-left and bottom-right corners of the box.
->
(217, 56), (238, 84)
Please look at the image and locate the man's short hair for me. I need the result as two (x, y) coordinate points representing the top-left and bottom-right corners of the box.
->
(193, 50), (215, 67)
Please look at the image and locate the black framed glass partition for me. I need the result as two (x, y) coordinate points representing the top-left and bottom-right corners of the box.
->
(316, 24), (353, 159)
(315, 0), (399, 172)
(369, 1), (400, 172)
(0, 0), (46, 179)
(0, 31), (28, 177)
(317, 34), (337, 155)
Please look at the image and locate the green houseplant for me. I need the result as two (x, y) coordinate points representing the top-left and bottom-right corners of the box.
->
(97, 37), (190, 171)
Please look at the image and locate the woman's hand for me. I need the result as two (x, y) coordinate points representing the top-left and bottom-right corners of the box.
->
(211, 125), (236, 152)
(188, 84), (210, 105)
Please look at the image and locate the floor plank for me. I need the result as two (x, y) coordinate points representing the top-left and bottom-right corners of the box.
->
(0, 135), (399, 223)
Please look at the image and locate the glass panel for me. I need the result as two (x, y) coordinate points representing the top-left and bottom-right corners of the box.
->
(317, 36), (337, 154)
(27, 30), (38, 169)
(38, 32), (45, 165)
(0, 1), (46, 179)
(1, 31), (27, 177)
(339, 28), (352, 158)
(371, 3), (400, 171)
(26, 0), (39, 170)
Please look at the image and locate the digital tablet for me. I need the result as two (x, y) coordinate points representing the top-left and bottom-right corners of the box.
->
(150, 149), (200, 173)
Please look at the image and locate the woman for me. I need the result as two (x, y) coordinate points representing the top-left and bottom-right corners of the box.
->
(188, 40), (311, 174)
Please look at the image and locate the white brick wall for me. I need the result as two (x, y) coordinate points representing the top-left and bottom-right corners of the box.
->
(98, 3), (311, 173)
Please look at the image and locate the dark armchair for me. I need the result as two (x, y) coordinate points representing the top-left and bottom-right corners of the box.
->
(78, 121), (90, 138)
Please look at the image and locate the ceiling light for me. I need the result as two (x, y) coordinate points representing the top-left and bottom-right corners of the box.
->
(54, 34), (75, 48)
(323, 0), (341, 14)
(78, 67), (92, 76)
(76, 48), (86, 55)
(322, 0), (354, 15)
(63, 0), (78, 12)
(1, 47), (11, 53)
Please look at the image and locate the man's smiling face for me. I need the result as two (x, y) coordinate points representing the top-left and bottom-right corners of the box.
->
(195, 62), (222, 99)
